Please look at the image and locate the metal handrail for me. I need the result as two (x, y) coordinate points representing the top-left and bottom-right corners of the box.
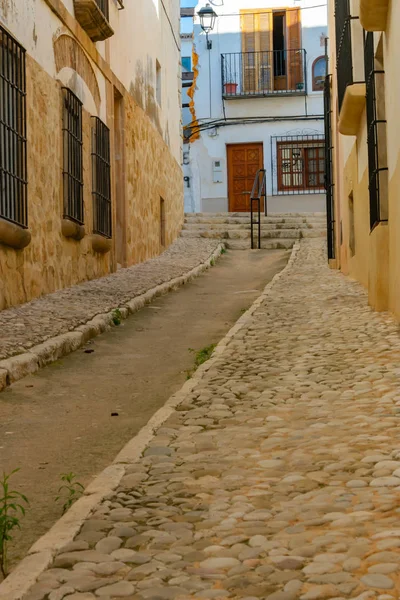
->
(250, 169), (267, 250)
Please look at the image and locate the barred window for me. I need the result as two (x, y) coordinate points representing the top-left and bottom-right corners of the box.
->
(62, 88), (84, 224)
(0, 26), (27, 227)
(273, 136), (325, 194)
(92, 117), (111, 238)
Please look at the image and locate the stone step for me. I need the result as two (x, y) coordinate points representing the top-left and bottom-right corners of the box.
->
(225, 239), (296, 250)
(184, 216), (327, 226)
(181, 229), (325, 240)
(182, 222), (326, 231)
(186, 212), (326, 218)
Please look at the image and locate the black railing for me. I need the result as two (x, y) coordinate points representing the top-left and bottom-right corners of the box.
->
(221, 50), (307, 98)
(95, 0), (109, 20)
(324, 75), (335, 260)
(335, 0), (353, 110)
(92, 117), (112, 238)
(250, 169), (266, 249)
(0, 26), (28, 228)
(364, 31), (387, 230)
(62, 88), (84, 225)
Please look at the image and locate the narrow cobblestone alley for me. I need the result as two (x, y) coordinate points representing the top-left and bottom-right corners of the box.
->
(3, 238), (400, 600)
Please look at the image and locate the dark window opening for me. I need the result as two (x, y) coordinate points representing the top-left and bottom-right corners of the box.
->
(62, 88), (84, 225)
(334, 0), (353, 110)
(349, 192), (355, 256)
(273, 13), (286, 76)
(364, 31), (388, 230)
(0, 26), (28, 228)
(95, 0), (109, 21)
(92, 117), (111, 238)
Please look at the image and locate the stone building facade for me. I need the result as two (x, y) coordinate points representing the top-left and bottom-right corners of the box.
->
(0, 0), (183, 309)
(326, 0), (399, 316)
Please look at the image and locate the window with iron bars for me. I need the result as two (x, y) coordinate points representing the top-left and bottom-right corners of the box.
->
(92, 117), (111, 238)
(0, 26), (28, 228)
(62, 88), (84, 225)
(364, 31), (388, 230)
(324, 75), (335, 260)
(271, 135), (325, 195)
(334, 0), (353, 111)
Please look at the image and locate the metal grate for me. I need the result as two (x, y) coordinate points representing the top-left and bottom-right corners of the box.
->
(334, 0), (353, 111)
(0, 26), (28, 228)
(364, 31), (387, 230)
(92, 117), (111, 238)
(62, 88), (84, 225)
(221, 50), (307, 98)
(324, 75), (335, 260)
(271, 134), (325, 195)
(95, 0), (109, 20)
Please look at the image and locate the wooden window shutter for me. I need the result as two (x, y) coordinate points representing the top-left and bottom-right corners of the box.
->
(286, 8), (303, 90)
(241, 11), (256, 92)
(258, 11), (273, 91)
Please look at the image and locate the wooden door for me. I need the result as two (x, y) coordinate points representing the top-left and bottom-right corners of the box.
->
(227, 143), (264, 212)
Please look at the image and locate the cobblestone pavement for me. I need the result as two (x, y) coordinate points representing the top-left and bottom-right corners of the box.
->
(21, 239), (400, 600)
(0, 239), (218, 360)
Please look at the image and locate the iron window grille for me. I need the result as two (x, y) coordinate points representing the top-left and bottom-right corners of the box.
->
(62, 88), (84, 225)
(271, 134), (325, 195)
(324, 75), (336, 260)
(0, 26), (28, 228)
(91, 117), (111, 238)
(364, 31), (387, 230)
(334, 0), (353, 111)
(95, 0), (109, 20)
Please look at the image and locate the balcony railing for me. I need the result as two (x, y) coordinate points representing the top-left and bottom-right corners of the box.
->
(221, 50), (307, 99)
(95, 0), (109, 20)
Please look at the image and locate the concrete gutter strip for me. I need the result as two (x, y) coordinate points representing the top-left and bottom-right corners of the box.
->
(0, 243), (224, 394)
(0, 241), (300, 600)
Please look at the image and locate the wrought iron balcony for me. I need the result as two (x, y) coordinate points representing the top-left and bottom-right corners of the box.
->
(73, 0), (114, 42)
(221, 50), (307, 99)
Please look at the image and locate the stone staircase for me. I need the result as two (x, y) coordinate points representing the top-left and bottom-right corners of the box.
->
(181, 212), (327, 250)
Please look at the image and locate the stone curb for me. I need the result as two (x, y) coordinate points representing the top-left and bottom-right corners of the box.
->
(0, 243), (224, 395)
(0, 240), (300, 600)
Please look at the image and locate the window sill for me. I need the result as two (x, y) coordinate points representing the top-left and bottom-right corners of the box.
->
(62, 218), (86, 240)
(360, 0), (389, 31)
(338, 83), (366, 136)
(0, 217), (31, 250)
(73, 0), (114, 42)
(92, 234), (112, 253)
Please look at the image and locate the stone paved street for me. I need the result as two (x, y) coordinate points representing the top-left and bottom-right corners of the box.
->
(17, 239), (400, 600)
(0, 239), (218, 360)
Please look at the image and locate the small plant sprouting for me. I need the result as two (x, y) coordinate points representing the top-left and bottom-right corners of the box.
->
(210, 258), (216, 267)
(0, 469), (29, 579)
(221, 247), (227, 255)
(186, 344), (217, 379)
(112, 309), (122, 326)
(56, 473), (84, 515)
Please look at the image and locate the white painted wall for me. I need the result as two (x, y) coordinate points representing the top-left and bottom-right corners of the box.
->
(184, 0), (328, 212)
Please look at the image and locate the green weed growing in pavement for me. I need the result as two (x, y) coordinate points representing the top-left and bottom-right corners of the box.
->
(221, 247), (227, 254)
(56, 473), (84, 515)
(0, 469), (29, 579)
(210, 258), (216, 267)
(112, 309), (122, 326)
(186, 344), (217, 379)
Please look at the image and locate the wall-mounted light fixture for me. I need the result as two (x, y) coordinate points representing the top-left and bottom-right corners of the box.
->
(197, 3), (217, 50)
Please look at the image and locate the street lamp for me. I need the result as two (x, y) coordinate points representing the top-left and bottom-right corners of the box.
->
(198, 3), (217, 50)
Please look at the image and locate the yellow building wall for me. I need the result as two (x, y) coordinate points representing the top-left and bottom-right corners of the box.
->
(0, 0), (183, 310)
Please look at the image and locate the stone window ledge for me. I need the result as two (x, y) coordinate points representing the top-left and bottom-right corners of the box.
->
(62, 218), (86, 240)
(338, 84), (366, 136)
(360, 0), (389, 31)
(0, 217), (31, 250)
(92, 234), (112, 253)
(73, 0), (114, 42)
